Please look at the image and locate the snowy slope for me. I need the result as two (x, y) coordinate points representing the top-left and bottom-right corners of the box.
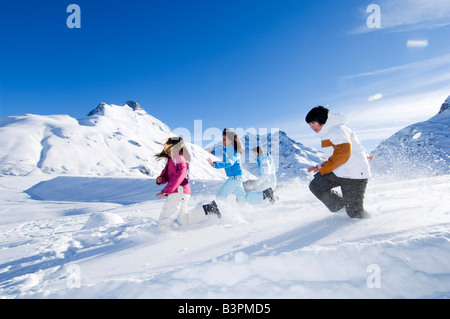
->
(0, 101), (226, 180)
(371, 96), (450, 179)
(0, 174), (449, 298)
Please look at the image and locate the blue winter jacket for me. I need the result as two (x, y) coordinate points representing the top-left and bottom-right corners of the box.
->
(212, 146), (243, 177)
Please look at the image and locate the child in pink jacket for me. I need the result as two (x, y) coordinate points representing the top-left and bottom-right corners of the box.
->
(155, 137), (221, 233)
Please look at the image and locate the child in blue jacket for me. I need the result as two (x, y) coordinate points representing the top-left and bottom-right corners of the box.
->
(207, 129), (276, 204)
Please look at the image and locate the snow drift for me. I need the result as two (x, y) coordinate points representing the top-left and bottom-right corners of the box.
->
(0, 174), (449, 298)
(371, 96), (450, 179)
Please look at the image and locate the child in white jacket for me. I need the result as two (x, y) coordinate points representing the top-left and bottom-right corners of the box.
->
(243, 146), (277, 192)
(305, 106), (371, 219)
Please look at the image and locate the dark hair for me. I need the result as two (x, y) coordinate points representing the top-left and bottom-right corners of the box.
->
(223, 128), (243, 154)
(305, 106), (329, 125)
(252, 146), (263, 156)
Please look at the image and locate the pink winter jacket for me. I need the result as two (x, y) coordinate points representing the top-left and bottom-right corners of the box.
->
(157, 155), (191, 195)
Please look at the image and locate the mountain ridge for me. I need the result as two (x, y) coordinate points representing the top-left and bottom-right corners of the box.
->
(0, 101), (226, 179)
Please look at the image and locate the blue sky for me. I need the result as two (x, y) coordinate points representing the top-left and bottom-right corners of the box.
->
(1, 0), (450, 151)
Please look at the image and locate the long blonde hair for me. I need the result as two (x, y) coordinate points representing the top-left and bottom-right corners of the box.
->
(155, 137), (191, 162)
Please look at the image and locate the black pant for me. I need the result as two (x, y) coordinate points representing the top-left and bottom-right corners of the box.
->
(309, 172), (368, 218)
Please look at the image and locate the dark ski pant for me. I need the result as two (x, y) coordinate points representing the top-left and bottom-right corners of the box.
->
(309, 172), (368, 218)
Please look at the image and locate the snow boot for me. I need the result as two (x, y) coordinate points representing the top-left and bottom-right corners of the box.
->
(202, 200), (221, 219)
(263, 187), (276, 203)
(350, 210), (371, 219)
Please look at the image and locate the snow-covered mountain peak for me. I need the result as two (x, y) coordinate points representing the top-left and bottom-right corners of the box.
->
(438, 95), (450, 114)
(87, 102), (108, 116)
(79, 101), (172, 137)
(123, 100), (144, 112)
(87, 100), (146, 117)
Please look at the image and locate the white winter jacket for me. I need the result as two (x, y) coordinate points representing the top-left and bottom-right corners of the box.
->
(255, 153), (277, 188)
(316, 112), (371, 179)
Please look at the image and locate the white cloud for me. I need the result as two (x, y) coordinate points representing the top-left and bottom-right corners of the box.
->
(341, 54), (450, 81)
(382, 0), (450, 30)
(368, 93), (383, 102)
(407, 40), (429, 48)
(353, 0), (450, 33)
